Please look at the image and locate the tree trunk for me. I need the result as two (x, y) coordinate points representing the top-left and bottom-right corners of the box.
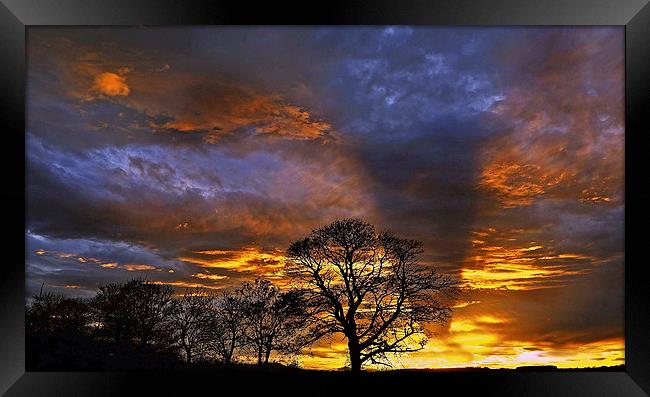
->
(264, 346), (271, 364)
(140, 329), (150, 348)
(225, 340), (235, 365)
(185, 347), (192, 364)
(348, 337), (362, 372)
(257, 343), (263, 365)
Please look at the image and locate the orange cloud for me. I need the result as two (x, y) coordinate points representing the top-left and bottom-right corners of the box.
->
(478, 33), (623, 210)
(460, 228), (595, 291)
(34, 249), (121, 268)
(123, 263), (157, 271)
(180, 247), (285, 277)
(480, 162), (569, 208)
(179, 247), (301, 289)
(192, 272), (228, 281)
(151, 280), (223, 290)
(92, 72), (130, 96)
(30, 36), (335, 144)
(146, 84), (332, 143)
(452, 300), (481, 309)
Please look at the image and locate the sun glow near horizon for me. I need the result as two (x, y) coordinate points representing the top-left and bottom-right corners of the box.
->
(26, 26), (624, 370)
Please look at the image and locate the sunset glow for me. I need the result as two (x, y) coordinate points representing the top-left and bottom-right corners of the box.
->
(26, 27), (624, 370)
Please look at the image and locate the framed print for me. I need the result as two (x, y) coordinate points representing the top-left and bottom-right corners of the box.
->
(1, 0), (649, 395)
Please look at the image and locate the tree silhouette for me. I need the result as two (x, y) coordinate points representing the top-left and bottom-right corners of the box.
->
(170, 288), (215, 363)
(90, 282), (128, 345)
(286, 219), (458, 371)
(26, 291), (94, 370)
(209, 290), (248, 365)
(91, 279), (175, 348)
(238, 279), (309, 365)
(27, 291), (90, 336)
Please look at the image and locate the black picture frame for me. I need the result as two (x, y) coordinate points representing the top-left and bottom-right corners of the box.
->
(2, 0), (649, 395)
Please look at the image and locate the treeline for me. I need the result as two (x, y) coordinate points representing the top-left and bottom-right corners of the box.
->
(27, 219), (458, 372)
(26, 278), (310, 370)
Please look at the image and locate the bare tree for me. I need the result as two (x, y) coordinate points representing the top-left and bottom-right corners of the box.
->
(27, 291), (90, 336)
(26, 291), (93, 370)
(91, 279), (175, 348)
(128, 280), (175, 347)
(239, 279), (309, 365)
(286, 219), (458, 372)
(90, 283), (130, 345)
(208, 290), (248, 365)
(170, 288), (215, 363)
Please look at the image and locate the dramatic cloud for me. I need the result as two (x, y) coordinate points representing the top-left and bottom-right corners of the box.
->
(26, 27), (624, 369)
(92, 71), (130, 96)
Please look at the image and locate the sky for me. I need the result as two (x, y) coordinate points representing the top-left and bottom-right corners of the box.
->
(26, 27), (624, 369)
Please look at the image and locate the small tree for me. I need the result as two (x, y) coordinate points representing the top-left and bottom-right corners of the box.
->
(90, 283), (129, 345)
(27, 291), (90, 337)
(126, 279), (175, 347)
(91, 279), (175, 348)
(26, 290), (92, 370)
(208, 290), (248, 365)
(239, 279), (309, 365)
(170, 288), (215, 364)
(286, 219), (458, 371)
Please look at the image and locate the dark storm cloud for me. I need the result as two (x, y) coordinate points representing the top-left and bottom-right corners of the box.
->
(26, 26), (623, 267)
(27, 26), (513, 292)
(247, 27), (514, 266)
(27, 128), (372, 259)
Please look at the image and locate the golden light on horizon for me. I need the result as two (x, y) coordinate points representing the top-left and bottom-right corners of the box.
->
(29, 240), (622, 371)
(295, 313), (624, 370)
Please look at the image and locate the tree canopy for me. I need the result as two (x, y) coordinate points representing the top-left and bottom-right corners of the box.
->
(287, 218), (458, 371)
